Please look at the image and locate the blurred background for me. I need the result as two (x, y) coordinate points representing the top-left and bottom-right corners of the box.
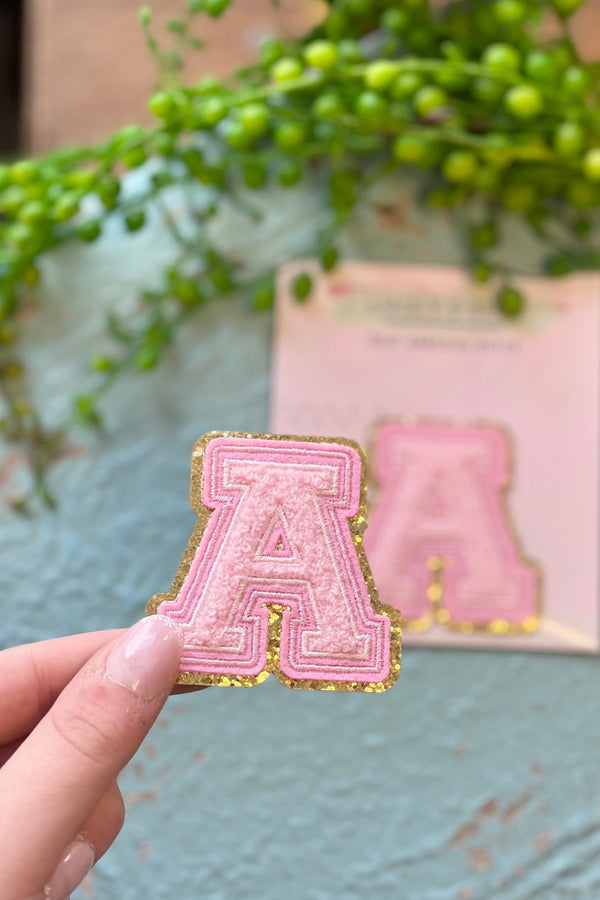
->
(1, 0), (321, 154)
(0, 0), (596, 153)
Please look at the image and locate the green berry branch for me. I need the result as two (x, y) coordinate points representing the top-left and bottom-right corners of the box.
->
(0, 0), (599, 509)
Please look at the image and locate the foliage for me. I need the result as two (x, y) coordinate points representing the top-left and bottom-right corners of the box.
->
(0, 0), (598, 509)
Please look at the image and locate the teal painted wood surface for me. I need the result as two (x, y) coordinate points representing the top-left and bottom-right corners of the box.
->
(2, 174), (600, 899)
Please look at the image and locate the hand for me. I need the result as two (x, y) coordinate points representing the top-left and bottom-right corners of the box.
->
(0, 615), (185, 900)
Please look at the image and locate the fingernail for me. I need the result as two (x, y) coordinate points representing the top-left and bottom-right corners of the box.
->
(105, 615), (184, 700)
(43, 839), (94, 898)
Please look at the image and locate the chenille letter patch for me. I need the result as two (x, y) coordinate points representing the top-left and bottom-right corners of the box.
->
(147, 432), (401, 692)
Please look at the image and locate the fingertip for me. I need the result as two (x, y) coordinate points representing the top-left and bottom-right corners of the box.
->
(105, 615), (183, 701)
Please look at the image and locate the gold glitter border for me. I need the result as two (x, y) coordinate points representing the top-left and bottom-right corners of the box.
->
(147, 431), (402, 692)
(366, 416), (543, 637)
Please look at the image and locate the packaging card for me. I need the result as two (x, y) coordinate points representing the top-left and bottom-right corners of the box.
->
(270, 261), (600, 652)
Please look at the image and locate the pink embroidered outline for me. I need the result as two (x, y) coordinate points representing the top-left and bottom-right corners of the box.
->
(147, 432), (402, 691)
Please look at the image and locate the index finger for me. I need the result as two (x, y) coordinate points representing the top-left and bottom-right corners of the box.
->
(0, 615), (184, 899)
(0, 630), (123, 745)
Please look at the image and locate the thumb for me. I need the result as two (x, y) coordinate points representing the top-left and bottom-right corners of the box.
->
(0, 615), (184, 900)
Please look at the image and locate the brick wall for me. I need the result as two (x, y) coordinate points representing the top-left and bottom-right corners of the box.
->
(23, 0), (322, 152)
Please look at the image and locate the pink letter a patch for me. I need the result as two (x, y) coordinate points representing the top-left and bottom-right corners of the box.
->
(365, 421), (540, 634)
(147, 432), (401, 691)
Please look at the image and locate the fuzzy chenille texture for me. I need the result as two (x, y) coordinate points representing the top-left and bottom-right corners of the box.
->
(365, 421), (539, 631)
(153, 434), (398, 687)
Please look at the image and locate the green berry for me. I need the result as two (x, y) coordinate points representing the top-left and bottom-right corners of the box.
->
(18, 201), (46, 225)
(260, 38), (285, 67)
(293, 272), (313, 302)
(502, 183), (536, 211)
(153, 132), (175, 156)
(53, 192), (79, 222)
(393, 134), (439, 168)
(187, 0), (204, 12)
(114, 125), (145, 148)
(270, 57), (303, 83)
(434, 66), (468, 93)
(472, 77), (504, 103)
(243, 163), (267, 189)
(493, 0), (526, 25)
(313, 91), (344, 119)
(278, 160), (303, 187)
(197, 164), (225, 187)
(364, 60), (399, 91)
(239, 102), (271, 138)
(75, 394), (101, 427)
(563, 66), (589, 96)
(381, 8), (410, 32)
(567, 179), (597, 207)
(496, 286), (524, 317)
(173, 280), (203, 305)
(11, 160), (38, 186)
(391, 72), (424, 100)
(355, 91), (388, 123)
(338, 39), (364, 63)
(304, 40), (339, 71)
(152, 171), (175, 189)
(78, 219), (102, 242)
(22, 264), (40, 286)
(203, 0), (231, 17)
(473, 165), (501, 190)
(574, 217), (591, 235)
(472, 222), (498, 249)
(504, 84), (543, 118)
(8, 223), (33, 249)
(65, 171), (96, 191)
(200, 96), (227, 127)
(123, 146), (147, 168)
(525, 50), (557, 83)
(443, 150), (478, 184)
(135, 347), (158, 370)
(554, 121), (585, 157)
(583, 148), (600, 182)
(89, 354), (114, 372)
(97, 175), (120, 208)
(320, 246), (339, 271)
(194, 76), (222, 95)
(209, 266), (233, 292)
(125, 209), (146, 232)
(406, 26), (433, 54)
(482, 43), (521, 73)
(547, 254), (573, 276)
(413, 85), (448, 118)
(181, 148), (205, 177)
(149, 92), (176, 119)
(274, 121), (307, 150)
(252, 281), (275, 310)
(551, 0), (583, 16)
(474, 262), (492, 283)
(0, 185), (27, 213)
(344, 0), (371, 13)
(223, 117), (252, 149)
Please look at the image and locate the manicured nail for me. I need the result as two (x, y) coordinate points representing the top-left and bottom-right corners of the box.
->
(43, 839), (94, 898)
(105, 615), (184, 700)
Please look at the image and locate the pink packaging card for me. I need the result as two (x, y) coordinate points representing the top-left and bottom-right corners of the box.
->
(270, 260), (600, 652)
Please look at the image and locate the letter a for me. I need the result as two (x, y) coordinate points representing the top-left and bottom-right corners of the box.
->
(365, 421), (539, 633)
(147, 432), (401, 690)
